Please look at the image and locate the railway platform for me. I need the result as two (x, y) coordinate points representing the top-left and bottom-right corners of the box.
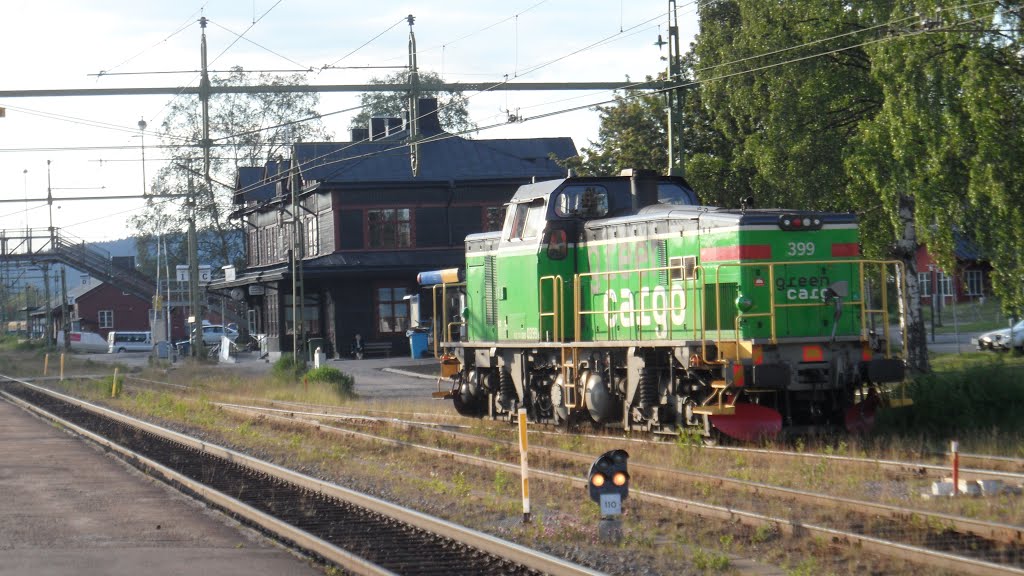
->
(0, 398), (322, 576)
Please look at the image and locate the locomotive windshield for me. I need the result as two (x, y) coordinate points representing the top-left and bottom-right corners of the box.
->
(507, 198), (546, 240)
(657, 181), (697, 205)
(554, 185), (609, 218)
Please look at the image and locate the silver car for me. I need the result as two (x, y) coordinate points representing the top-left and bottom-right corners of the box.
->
(202, 325), (239, 346)
(974, 319), (1024, 352)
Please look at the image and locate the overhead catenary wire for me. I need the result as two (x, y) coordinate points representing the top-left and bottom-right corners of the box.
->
(229, 7), (998, 201)
(321, 16), (408, 71)
(95, 3), (208, 77)
(208, 19), (312, 71)
(5, 0), (1002, 218)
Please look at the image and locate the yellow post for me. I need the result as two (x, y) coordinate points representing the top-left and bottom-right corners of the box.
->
(60, 354), (65, 381)
(112, 368), (119, 398)
(43, 354), (49, 376)
(518, 408), (531, 523)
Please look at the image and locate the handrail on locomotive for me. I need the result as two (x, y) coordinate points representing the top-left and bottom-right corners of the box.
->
(432, 257), (907, 366)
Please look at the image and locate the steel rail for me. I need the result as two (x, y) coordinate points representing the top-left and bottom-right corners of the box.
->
(688, 444), (1024, 486)
(221, 402), (1024, 546)
(0, 378), (602, 576)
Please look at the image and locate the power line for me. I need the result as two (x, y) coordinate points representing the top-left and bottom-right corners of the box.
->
(321, 16), (408, 70)
(96, 4), (207, 76)
(208, 19), (312, 71)
(231, 7), (998, 200)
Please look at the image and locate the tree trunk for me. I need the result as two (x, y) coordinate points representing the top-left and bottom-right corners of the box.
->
(892, 193), (929, 374)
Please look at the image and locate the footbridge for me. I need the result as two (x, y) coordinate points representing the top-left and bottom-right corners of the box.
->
(0, 228), (155, 301)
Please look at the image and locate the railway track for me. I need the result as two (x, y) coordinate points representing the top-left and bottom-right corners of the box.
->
(215, 400), (1024, 576)
(103, 373), (1024, 481)
(0, 376), (601, 576)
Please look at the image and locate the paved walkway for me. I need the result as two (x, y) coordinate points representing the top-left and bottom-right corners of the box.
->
(0, 398), (323, 576)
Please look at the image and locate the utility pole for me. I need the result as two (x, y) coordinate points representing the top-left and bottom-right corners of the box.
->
(407, 14), (420, 177)
(664, 0), (685, 176)
(290, 154), (305, 368)
(61, 267), (69, 351)
(42, 263), (51, 349)
(186, 15), (213, 359)
(188, 171), (203, 358)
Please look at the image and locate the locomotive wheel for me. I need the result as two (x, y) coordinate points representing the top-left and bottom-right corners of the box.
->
(452, 371), (487, 417)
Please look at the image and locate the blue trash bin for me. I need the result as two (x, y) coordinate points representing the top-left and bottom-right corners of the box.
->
(407, 330), (428, 359)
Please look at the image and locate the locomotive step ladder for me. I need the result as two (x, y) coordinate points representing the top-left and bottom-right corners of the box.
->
(691, 379), (736, 416)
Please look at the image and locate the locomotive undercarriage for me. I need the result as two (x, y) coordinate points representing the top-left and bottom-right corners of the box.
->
(451, 340), (895, 440)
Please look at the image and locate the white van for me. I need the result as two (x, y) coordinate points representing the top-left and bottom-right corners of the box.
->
(107, 331), (152, 353)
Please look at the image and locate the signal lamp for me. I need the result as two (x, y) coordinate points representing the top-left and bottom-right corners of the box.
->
(588, 449), (630, 505)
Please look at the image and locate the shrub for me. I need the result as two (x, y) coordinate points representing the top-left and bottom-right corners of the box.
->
(303, 365), (355, 397)
(875, 360), (1024, 437)
(271, 354), (303, 381)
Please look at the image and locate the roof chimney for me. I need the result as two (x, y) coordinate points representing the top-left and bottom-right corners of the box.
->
(350, 127), (369, 142)
(417, 97), (443, 135)
(369, 117), (388, 141)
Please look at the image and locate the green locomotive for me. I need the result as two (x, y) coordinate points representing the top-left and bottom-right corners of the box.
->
(429, 170), (906, 440)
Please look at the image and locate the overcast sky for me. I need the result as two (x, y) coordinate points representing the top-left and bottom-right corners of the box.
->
(0, 0), (698, 243)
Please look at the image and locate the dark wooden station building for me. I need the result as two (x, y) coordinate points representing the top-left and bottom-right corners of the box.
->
(213, 98), (576, 359)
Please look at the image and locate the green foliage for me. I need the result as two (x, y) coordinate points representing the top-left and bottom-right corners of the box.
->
(130, 67), (331, 271)
(351, 70), (475, 135)
(874, 360), (1024, 436)
(561, 82), (668, 176)
(691, 547), (731, 571)
(271, 354), (303, 381)
(303, 365), (355, 397)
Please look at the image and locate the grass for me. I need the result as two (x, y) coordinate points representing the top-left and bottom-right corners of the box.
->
(920, 296), (1012, 335)
(875, 355), (1024, 453)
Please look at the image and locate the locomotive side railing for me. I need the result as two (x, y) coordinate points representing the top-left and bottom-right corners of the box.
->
(572, 263), (704, 343)
(566, 258), (907, 365)
(430, 281), (465, 358)
(709, 259), (906, 363)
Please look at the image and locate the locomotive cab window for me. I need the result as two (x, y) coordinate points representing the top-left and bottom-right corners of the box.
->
(554, 185), (608, 219)
(508, 198), (546, 241)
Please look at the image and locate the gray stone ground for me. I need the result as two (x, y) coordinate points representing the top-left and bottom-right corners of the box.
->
(0, 393), (322, 576)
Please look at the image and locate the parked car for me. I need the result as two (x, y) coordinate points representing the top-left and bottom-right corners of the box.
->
(201, 324), (238, 346)
(107, 331), (153, 353)
(56, 331), (109, 353)
(973, 319), (1024, 352)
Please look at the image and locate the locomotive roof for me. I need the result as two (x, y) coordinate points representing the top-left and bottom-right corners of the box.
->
(628, 204), (859, 225)
(507, 178), (566, 203)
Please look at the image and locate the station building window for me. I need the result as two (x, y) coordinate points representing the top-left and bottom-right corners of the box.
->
(376, 286), (409, 334)
(368, 208), (412, 248)
(483, 206), (506, 232)
(965, 270), (983, 296)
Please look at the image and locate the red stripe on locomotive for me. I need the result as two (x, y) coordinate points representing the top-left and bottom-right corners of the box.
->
(831, 242), (860, 257)
(699, 244), (772, 261)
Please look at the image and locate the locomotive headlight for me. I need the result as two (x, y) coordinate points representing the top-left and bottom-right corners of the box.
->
(735, 294), (753, 312)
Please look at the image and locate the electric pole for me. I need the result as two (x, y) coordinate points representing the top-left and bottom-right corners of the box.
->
(188, 171), (202, 358)
(407, 14), (420, 177)
(290, 155), (305, 368)
(665, 0), (685, 177)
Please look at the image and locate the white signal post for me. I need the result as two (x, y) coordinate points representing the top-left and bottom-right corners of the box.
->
(951, 440), (960, 497)
(518, 408), (531, 523)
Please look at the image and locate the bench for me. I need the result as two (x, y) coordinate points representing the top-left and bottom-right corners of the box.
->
(358, 341), (393, 358)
